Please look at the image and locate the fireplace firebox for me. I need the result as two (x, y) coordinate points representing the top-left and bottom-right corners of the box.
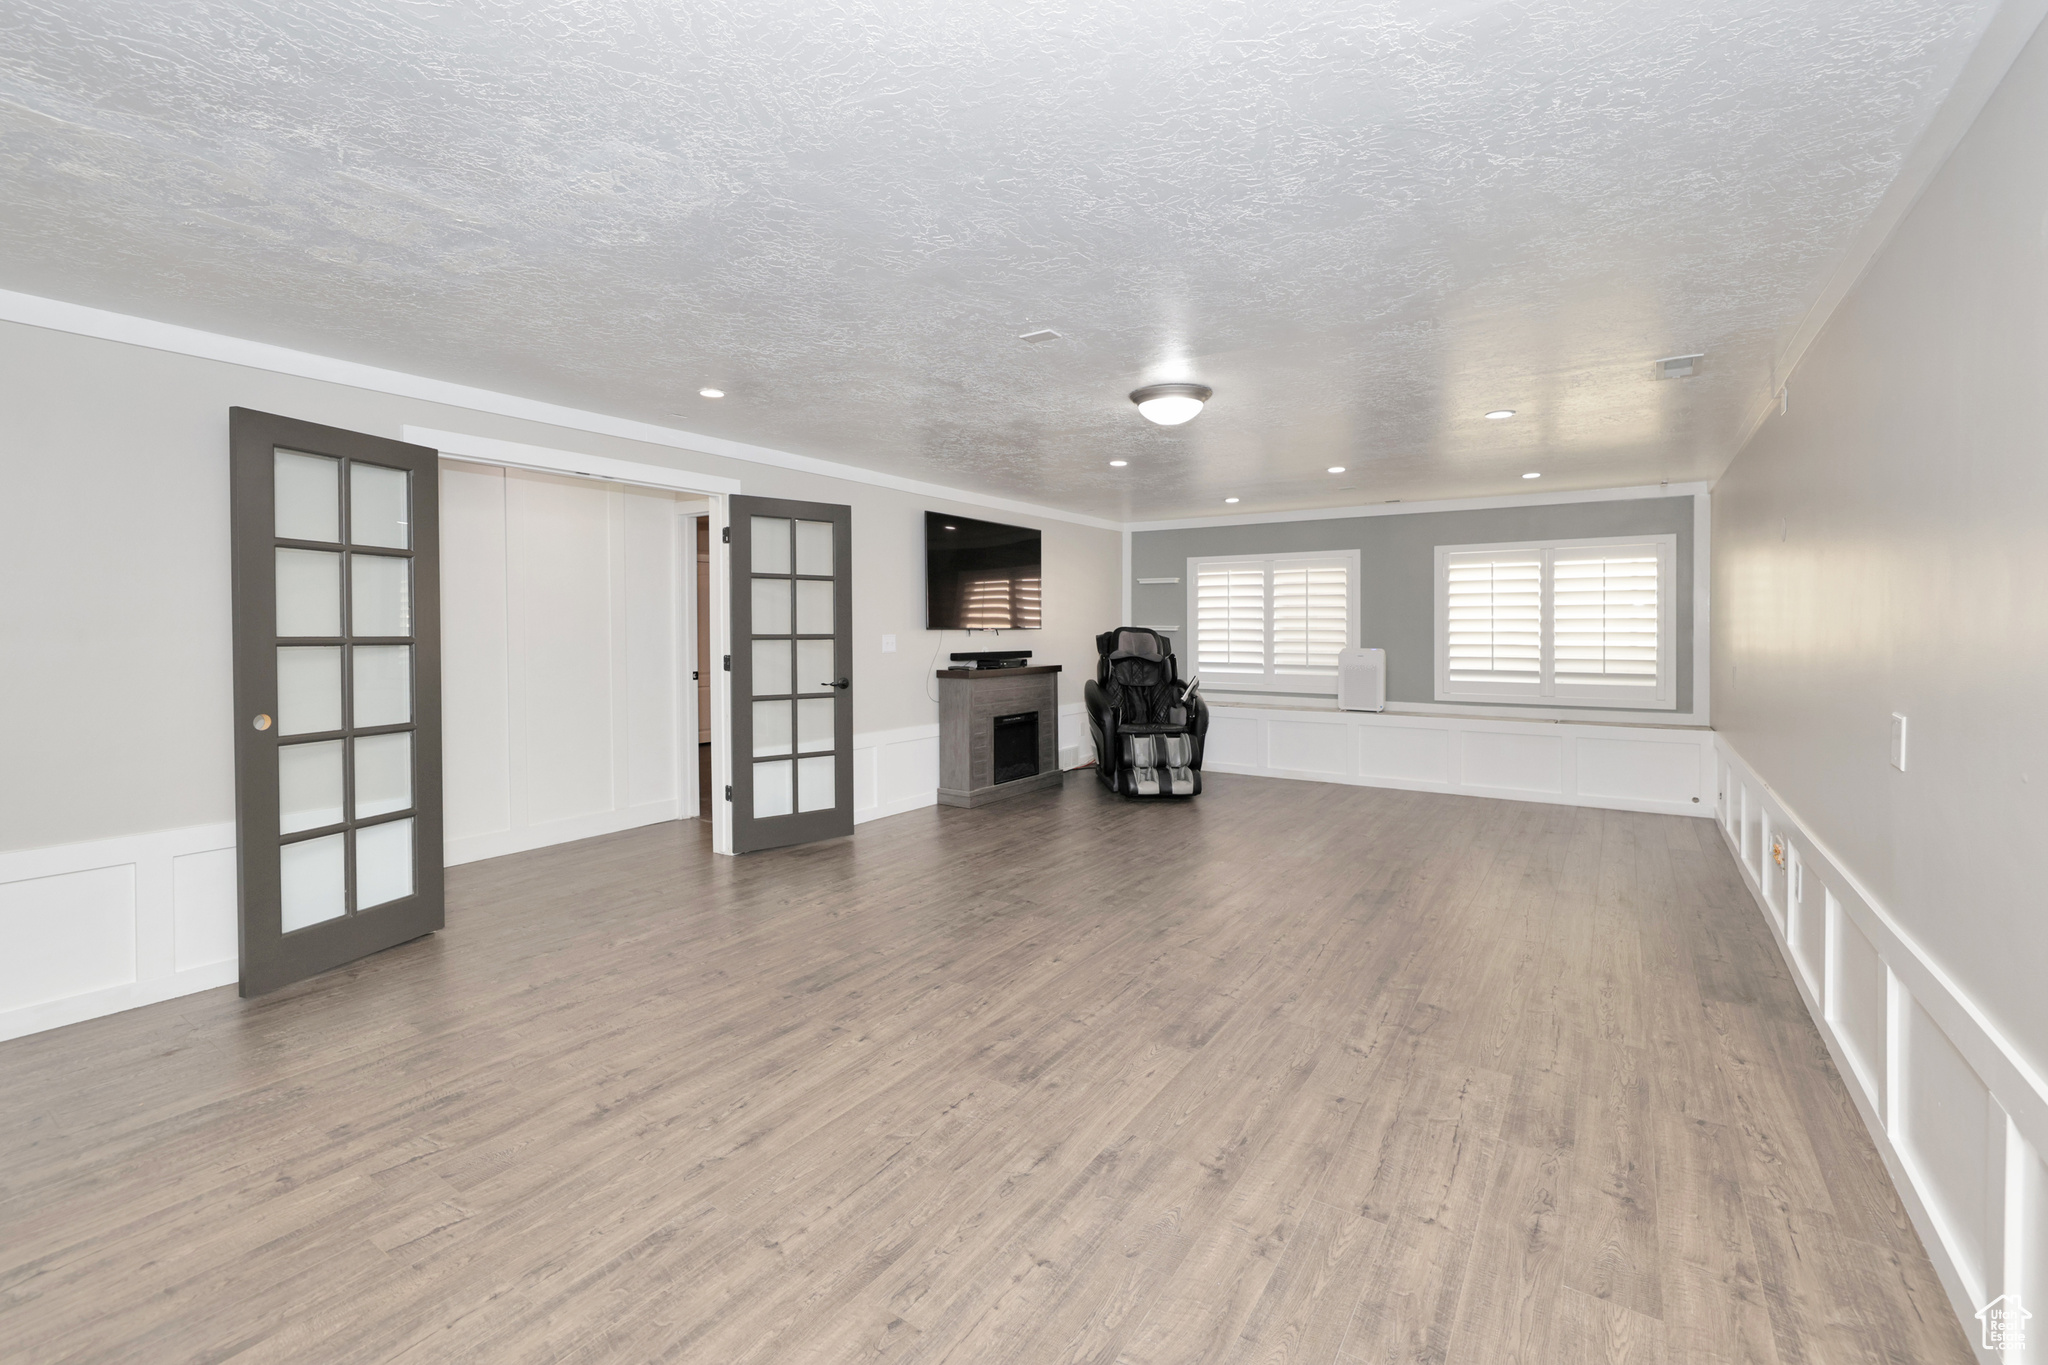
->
(991, 712), (1040, 784)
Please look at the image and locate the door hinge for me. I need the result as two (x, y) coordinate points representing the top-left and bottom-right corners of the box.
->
(722, 654), (731, 671)
(691, 670), (699, 681)
(724, 784), (733, 801)
(721, 526), (730, 543)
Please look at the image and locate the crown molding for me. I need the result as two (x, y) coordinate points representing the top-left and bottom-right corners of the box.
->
(0, 288), (1720, 536)
(1124, 482), (1708, 533)
(0, 288), (1121, 532)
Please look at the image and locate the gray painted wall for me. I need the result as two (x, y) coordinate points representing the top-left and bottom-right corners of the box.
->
(1131, 496), (1696, 711)
(0, 321), (1120, 853)
(1714, 16), (2048, 1079)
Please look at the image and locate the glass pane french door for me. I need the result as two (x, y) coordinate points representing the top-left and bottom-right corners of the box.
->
(729, 496), (853, 853)
(230, 408), (443, 996)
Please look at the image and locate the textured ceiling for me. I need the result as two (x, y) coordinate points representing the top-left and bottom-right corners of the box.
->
(0, 1), (2001, 518)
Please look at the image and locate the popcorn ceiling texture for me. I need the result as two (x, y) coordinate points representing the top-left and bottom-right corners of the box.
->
(0, 1), (1996, 517)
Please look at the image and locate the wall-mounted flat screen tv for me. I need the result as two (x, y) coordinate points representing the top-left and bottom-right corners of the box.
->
(925, 512), (1042, 630)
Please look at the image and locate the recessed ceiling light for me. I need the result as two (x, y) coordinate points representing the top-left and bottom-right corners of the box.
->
(1109, 460), (1128, 467)
(1130, 382), (1212, 426)
(1326, 466), (1346, 474)
(1523, 472), (1541, 479)
(699, 388), (724, 398)
(1485, 409), (1515, 420)
(943, 524), (957, 530)
(1223, 497), (1240, 504)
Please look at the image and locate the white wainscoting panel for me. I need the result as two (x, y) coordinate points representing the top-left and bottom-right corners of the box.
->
(1717, 737), (2048, 1363)
(1202, 705), (1714, 817)
(0, 822), (238, 1043)
(1460, 729), (1564, 794)
(1355, 724), (1450, 784)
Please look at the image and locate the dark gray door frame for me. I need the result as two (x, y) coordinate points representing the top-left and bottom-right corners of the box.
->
(729, 496), (854, 852)
(230, 408), (444, 996)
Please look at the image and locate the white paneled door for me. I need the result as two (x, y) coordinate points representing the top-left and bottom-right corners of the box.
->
(230, 409), (443, 997)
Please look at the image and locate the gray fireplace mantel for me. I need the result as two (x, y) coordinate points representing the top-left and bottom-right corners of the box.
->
(936, 666), (1063, 808)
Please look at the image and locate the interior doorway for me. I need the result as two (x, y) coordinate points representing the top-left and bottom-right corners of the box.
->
(436, 466), (726, 858)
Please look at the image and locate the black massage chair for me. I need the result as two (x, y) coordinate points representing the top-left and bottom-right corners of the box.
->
(1084, 627), (1209, 797)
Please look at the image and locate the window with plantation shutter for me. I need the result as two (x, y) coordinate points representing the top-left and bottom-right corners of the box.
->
(1435, 535), (1675, 709)
(1187, 551), (1358, 692)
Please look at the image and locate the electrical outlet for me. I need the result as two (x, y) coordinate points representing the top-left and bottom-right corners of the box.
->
(1890, 713), (1908, 772)
(881, 634), (897, 653)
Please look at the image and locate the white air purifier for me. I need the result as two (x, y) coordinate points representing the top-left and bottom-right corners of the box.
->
(1337, 647), (1386, 712)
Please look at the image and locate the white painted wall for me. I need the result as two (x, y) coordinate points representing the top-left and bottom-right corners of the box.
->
(1713, 17), (2048, 1356)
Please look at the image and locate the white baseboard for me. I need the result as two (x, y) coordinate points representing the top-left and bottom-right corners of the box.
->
(1716, 737), (2046, 1364)
(1200, 705), (1715, 817)
(0, 706), (1094, 1041)
(444, 799), (681, 866)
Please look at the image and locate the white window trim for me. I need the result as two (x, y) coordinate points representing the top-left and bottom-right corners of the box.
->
(1434, 533), (1677, 711)
(1186, 549), (1361, 695)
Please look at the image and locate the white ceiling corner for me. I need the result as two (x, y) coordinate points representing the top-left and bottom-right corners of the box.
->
(0, 0), (2021, 519)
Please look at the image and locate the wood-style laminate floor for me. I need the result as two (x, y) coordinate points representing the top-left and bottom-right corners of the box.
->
(1, 775), (1970, 1364)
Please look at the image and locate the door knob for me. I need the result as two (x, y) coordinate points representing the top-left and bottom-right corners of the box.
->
(824, 677), (850, 690)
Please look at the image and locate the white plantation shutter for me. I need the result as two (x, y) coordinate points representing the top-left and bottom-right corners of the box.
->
(1189, 551), (1358, 688)
(1445, 550), (1542, 691)
(1436, 535), (1674, 707)
(1194, 564), (1266, 674)
(1552, 546), (1657, 691)
(1272, 560), (1350, 675)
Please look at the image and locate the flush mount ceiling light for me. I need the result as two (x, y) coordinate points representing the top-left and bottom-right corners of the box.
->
(1485, 409), (1515, 420)
(1326, 466), (1346, 474)
(699, 387), (724, 398)
(1523, 472), (1541, 479)
(1109, 460), (1128, 467)
(1130, 382), (1212, 426)
(1223, 496), (1240, 504)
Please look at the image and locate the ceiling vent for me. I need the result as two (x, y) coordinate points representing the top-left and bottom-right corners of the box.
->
(1655, 353), (1704, 380)
(1018, 329), (1061, 343)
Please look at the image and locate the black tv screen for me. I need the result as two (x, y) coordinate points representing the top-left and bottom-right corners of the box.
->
(925, 512), (1042, 630)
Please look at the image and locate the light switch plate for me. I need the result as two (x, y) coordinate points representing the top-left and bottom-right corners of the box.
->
(1890, 713), (1908, 771)
(881, 634), (897, 654)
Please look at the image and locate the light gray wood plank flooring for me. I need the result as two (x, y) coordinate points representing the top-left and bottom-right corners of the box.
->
(0, 774), (1970, 1363)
